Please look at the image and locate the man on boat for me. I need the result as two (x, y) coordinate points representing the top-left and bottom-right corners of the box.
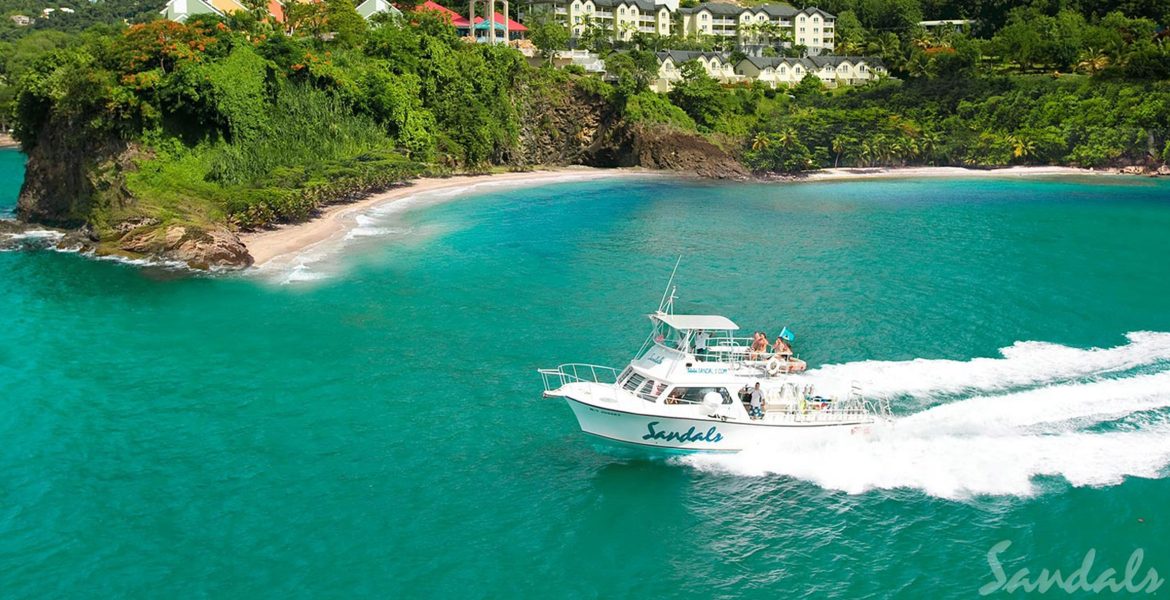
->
(694, 329), (710, 358)
(749, 382), (765, 419)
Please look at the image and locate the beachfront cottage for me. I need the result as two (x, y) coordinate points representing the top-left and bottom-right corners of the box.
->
(734, 55), (886, 88)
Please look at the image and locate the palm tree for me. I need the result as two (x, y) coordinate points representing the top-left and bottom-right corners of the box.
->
(911, 32), (935, 51)
(751, 132), (771, 151)
(1008, 134), (1036, 162)
(858, 140), (873, 167)
(776, 127), (799, 149)
(919, 130), (942, 165)
(1076, 49), (1110, 76)
(831, 135), (849, 168)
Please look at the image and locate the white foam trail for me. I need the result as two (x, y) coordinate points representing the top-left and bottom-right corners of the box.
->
(807, 332), (1170, 397)
(679, 371), (1170, 499)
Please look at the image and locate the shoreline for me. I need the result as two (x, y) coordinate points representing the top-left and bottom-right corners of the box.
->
(786, 165), (1138, 182)
(0, 133), (19, 149)
(240, 164), (1161, 270)
(241, 166), (650, 268)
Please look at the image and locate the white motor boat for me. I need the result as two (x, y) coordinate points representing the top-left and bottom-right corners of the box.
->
(539, 290), (891, 452)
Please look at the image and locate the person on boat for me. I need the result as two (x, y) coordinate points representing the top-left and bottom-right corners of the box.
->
(750, 332), (770, 360)
(749, 382), (765, 419)
(772, 336), (807, 373)
(694, 329), (710, 358)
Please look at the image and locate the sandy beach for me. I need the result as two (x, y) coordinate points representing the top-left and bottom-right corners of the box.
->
(0, 133), (19, 149)
(794, 165), (1116, 181)
(241, 164), (1141, 268)
(241, 166), (648, 267)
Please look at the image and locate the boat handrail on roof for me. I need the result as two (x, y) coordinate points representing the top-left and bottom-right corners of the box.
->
(650, 312), (739, 331)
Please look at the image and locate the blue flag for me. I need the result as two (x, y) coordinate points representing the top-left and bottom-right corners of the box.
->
(779, 327), (795, 342)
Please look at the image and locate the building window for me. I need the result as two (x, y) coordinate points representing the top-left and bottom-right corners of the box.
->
(799, 16), (805, 22)
(618, 7), (624, 15)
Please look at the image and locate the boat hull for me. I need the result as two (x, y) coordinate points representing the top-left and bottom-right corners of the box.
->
(564, 395), (868, 453)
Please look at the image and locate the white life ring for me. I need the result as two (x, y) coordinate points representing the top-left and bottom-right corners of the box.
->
(765, 356), (783, 376)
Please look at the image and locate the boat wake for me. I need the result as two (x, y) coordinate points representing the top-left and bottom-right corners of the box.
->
(805, 331), (1170, 398)
(678, 333), (1170, 499)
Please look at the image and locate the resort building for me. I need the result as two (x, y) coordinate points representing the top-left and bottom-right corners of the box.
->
(678, 3), (834, 54)
(161, 0), (251, 23)
(527, 1), (835, 54)
(356, 0), (402, 20)
(735, 55), (886, 88)
(526, 0), (675, 41)
(652, 50), (739, 89)
(9, 14), (32, 26)
(647, 51), (885, 91)
(918, 19), (975, 33)
(417, 0), (527, 41)
(158, 0), (524, 40)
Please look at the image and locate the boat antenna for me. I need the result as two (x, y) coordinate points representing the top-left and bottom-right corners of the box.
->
(657, 256), (682, 314)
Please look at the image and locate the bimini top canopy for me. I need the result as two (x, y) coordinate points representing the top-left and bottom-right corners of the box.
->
(651, 313), (739, 331)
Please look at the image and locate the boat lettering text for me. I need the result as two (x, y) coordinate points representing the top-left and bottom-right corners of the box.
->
(642, 421), (723, 443)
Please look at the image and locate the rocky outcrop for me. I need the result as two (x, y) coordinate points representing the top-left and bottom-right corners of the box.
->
(514, 82), (616, 166)
(114, 221), (252, 270)
(590, 123), (749, 179)
(514, 81), (748, 179)
(16, 116), (138, 227)
(15, 116), (252, 270)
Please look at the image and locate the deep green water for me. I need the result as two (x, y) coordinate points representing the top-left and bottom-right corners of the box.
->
(3, 148), (1170, 598)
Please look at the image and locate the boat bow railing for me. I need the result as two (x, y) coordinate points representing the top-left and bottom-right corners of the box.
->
(538, 363), (619, 395)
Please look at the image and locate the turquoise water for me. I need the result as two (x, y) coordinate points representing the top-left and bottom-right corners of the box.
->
(3, 148), (1170, 597)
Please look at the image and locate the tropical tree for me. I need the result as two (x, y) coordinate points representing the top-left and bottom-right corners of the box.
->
(1007, 134), (1036, 162)
(668, 60), (725, 131)
(1075, 48), (1109, 75)
(831, 134), (851, 167)
(530, 19), (569, 65)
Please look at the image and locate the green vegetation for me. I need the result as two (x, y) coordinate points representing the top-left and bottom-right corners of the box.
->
(9, 10), (539, 231)
(647, 1), (1170, 173)
(5, 0), (1170, 240)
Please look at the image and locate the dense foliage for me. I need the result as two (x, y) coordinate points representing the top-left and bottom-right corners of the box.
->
(9, 9), (539, 228)
(6, 0), (1170, 229)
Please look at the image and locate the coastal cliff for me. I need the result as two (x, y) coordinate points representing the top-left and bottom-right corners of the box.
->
(16, 117), (252, 269)
(513, 82), (746, 179)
